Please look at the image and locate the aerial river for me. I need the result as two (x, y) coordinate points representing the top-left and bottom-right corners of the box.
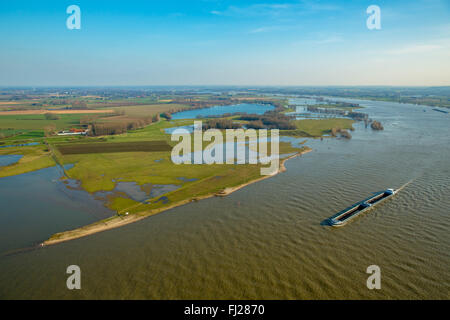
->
(0, 98), (448, 299)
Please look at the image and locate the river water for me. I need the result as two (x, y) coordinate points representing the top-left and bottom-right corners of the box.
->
(0, 165), (114, 256)
(0, 98), (449, 299)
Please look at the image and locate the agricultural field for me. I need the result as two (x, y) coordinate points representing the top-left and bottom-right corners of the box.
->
(56, 141), (173, 155)
(0, 113), (90, 130)
(109, 103), (191, 118)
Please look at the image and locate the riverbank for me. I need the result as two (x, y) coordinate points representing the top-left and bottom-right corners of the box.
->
(216, 149), (312, 196)
(42, 147), (312, 246)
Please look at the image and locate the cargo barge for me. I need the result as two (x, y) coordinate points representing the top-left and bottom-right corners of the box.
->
(328, 189), (396, 227)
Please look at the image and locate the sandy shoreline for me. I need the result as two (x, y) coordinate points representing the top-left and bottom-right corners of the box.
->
(42, 148), (312, 247)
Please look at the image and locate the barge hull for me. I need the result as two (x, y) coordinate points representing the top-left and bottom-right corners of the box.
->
(328, 189), (396, 227)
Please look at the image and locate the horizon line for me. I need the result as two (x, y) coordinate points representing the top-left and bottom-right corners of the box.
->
(1, 85), (450, 89)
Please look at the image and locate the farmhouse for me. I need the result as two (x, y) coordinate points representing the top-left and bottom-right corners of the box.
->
(57, 128), (89, 136)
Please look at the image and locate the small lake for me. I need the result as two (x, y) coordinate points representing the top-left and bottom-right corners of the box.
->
(98, 181), (182, 203)
(0, 155), (23, 167)
(171, 103), (274, 120)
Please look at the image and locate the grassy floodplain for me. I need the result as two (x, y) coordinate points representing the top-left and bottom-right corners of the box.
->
(0, 92), (357, 245)
(42, 118), (312, 245)
(283, 118), (355, 137)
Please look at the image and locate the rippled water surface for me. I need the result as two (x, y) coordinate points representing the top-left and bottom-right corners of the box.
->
(0, 165), (114, 255)
(0, 99), (449, 299)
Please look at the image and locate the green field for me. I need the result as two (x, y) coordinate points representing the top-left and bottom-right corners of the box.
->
(1, 130), (45, 141)
(282, 118), (355, 137)
(0, 114), (88, 130)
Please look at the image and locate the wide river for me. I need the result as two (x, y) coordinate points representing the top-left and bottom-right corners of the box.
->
(0, 98), (449, 299)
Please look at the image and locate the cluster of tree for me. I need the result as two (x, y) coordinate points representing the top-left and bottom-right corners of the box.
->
(71, 101), (88, 109)
(80, 115), (100, 125)
(43, 124), (57, 137)
(306, 106), (368, 122)
(160, 112), (172, 120)
(341, 102), (359, 108)
(203, 119), (241, 130)
(371, 120), (384, 130)
(347, 112), (369, 120)
(201, 113), (296, 131)
(199, 112), (247, 119)
(44, 113), (60, 120)
(90, 123), (128, 136)
(330, 128), (352, 139)
(89, 116), (155, 136)
(39, 99), (71, 106)
(246, 120), (265, 129)
(238, 112), (296, 130)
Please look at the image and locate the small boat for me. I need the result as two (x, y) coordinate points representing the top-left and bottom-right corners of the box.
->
(328, 189), (396, 227)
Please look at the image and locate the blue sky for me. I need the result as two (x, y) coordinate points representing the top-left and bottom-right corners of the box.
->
(0, 0), (449, 86)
